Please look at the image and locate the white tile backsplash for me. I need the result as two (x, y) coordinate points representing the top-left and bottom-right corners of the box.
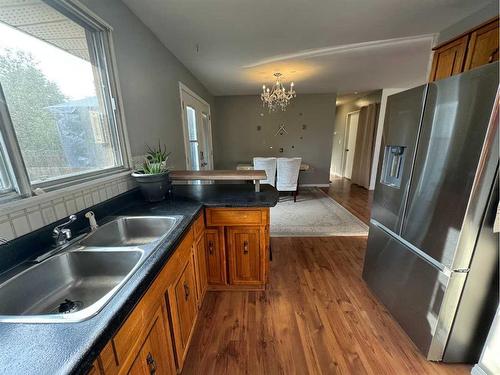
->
(41, 205), (56, 224)
(11, 214), (30, 237)
(27, 209), (44, 231)
(53, 200), (67, 220)
(75, 195), (85, 211)
(0, 220), (14, 241)
(0, 174), (136, 241)
(65, 198), (77, 215)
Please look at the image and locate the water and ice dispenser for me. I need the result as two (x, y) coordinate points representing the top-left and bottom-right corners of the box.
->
(380, 145), (406, 188)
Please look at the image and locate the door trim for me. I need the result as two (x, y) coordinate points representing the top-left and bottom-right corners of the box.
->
(341, 110), (360, 178)
(178, 82), (213, 169)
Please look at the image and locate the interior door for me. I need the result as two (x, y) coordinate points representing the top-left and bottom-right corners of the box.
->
(343, 111), (359, 179)
(180, 85), (213, 171)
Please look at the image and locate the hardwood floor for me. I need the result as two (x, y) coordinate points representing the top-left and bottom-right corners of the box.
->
(182, 237), (471, 375)
(321, 177), (373, 224)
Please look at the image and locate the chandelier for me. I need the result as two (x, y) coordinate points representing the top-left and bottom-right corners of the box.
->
(261, 73), (296, 111)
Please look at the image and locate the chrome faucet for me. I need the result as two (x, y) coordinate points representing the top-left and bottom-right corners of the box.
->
(53, 215), (77, 246)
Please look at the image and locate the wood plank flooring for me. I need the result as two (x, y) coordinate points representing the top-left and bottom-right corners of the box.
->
(322, 178), (373, 225)
(182, 237), (471, 375)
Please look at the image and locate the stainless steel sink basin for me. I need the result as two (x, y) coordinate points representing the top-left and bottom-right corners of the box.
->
(0, 250), (143, 323)
(80, 216), (182, 247)
(0, 214), (184, 323)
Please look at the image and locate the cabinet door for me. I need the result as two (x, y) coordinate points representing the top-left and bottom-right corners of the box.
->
(429, 35), (468, 81)
(464, 19), (499, 70)
(168, 257), (198, 370)
(128, 306), (176, 375)
(205, 228), (226, 285)
(194, 235), (208, 307)
(227, 227), (263, 285)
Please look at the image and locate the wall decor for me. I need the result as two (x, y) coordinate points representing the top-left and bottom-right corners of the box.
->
(275, 123), (288, 136)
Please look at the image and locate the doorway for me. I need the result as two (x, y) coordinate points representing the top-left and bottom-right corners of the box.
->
(342, 111), (359, 179)
(179, 83), (213, 171)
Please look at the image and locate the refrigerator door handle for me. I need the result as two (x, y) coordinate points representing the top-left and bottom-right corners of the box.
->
(371, 219), (452, 277)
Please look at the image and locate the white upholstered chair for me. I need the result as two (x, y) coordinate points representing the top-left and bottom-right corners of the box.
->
(276, 157), (302, 202)
(253, 157), (277, 187)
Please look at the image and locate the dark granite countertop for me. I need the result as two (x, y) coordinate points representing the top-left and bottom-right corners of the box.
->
(0, 184), (278, 375)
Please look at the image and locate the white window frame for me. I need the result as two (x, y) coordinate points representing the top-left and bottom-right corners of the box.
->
(0, 0), (132, 202)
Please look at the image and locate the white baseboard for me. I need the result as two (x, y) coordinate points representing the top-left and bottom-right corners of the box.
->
(299, 183), (330, 187)
(471, 364), (487, 375)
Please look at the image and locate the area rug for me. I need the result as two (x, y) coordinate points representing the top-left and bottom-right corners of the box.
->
(270, 188), (369, 237)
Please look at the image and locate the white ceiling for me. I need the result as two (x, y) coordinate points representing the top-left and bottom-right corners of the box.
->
(122, 0), (492, 96)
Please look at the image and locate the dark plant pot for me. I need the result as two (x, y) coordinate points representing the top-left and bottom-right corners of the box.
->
(131, 171), (171, 202)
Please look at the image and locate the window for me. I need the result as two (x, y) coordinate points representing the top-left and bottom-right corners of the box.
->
(0, 0), (127, 199)
(0, 141), (13, 194)
(186, 106), (200, 170)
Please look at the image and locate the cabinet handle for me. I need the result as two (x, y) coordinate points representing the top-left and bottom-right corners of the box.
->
(208, 240), (214, 255)
(489, 47), (499, 63)
(183, 281), (190, 300)
(146, 352), (157, 374)
(243, 240), (249, 255)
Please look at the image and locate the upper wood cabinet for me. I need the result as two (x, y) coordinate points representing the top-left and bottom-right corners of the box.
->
(464, 19), (499, 70)
(429, 17), (499, 82)
(429, 35), (469, 81)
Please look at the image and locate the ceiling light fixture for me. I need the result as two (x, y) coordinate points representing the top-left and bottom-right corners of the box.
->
(261, 73), (296, 112)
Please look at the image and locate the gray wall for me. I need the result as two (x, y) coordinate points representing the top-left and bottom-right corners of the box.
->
(437, 1), (498, 45)
(81, 0), (214, 169)
(331, 91), (382, 177)
(213, 94), (337, 185)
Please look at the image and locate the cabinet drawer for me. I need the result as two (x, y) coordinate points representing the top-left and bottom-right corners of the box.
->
(205, 208), (266, 226)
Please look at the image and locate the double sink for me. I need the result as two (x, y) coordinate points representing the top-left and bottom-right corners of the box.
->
(0, 215), (183, 323)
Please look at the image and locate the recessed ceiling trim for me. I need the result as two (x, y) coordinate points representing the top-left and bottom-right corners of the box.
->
(243, 34), (436, 68)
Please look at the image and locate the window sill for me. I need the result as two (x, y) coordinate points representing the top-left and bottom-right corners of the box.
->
(0, 169), (133, 212)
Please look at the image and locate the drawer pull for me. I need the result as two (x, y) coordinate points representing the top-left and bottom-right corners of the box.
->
(208, 240), (214, 255)
(183, 281), (190, 300)
(146, 352), (157, 374)
(243, 240), (249, 255)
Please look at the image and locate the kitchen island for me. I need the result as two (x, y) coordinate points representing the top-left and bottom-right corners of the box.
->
(0, 184), (278, 375)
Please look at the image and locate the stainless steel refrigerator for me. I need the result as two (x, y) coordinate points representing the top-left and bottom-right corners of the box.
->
(363, 62), (499, 362)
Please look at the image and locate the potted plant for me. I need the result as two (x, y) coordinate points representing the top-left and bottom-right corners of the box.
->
(131, 143), (172, 202)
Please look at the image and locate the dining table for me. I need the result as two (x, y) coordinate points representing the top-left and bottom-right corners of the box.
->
(236, 162), (310, 171)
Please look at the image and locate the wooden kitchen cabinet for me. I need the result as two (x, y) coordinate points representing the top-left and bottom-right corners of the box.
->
(429, 35), (469, 81)
(464, 19), (499, 70)
(128, 306), (176, 375)
(227, 227), (263, 285)
(429, 17), (498, 82)
(193, 234), (208, 307)
(96, 227), (194, 375)
(167, 255), (198, 370)
(93, 207), (270, 375)
(204, 208), (269, 290)
(205, 228), (227, 285)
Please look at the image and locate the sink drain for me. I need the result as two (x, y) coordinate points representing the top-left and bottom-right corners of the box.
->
(57, 299), (83, 314)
